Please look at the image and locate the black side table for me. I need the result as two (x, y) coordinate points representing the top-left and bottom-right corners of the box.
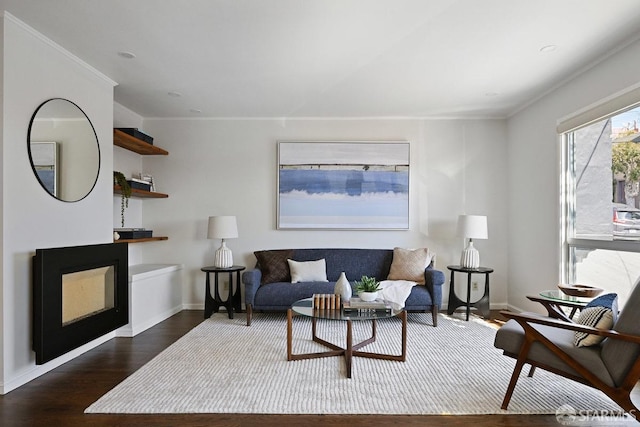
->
(201, 265), (245, 319)
(447, 265), (493, 321)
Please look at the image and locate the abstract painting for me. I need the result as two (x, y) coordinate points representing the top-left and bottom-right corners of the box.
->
(277, 141), (409, 229)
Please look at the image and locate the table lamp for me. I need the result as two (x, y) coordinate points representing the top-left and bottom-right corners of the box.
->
(207, 216), (238, 268)
(457, 214), (488, 269)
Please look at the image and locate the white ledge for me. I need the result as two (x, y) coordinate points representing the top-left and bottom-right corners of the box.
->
(129, 263), (183, 281)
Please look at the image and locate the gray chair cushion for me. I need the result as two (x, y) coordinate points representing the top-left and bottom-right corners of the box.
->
(494, 316), (615, 387)
(601, 280), (640, 386)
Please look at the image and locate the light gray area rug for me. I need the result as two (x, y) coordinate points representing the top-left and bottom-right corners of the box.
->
(85, 312), (620, 415)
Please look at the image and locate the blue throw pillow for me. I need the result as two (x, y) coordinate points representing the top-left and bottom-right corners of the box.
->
(586, 293), (618, 318)
(574, 293), (618, 347)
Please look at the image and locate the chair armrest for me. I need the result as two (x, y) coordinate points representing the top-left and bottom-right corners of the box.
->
(424, 267), (445, 307)
(501, 310), (640, 344)
(242, 269), (262, 305)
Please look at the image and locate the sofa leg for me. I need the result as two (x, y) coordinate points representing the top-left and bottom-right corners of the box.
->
(431, 306), (438, 327)
(246, 304), (253, 326)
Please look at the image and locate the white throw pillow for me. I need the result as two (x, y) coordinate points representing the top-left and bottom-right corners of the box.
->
(574, 306), (614, 347)
(287, 259), (328, 283)
(573, 293), (618, 347)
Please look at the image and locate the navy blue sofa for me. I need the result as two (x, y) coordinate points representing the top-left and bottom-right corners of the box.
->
(242, 248), (444, 326)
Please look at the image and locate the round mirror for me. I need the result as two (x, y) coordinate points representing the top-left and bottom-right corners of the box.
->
(28, 98), (100, 202)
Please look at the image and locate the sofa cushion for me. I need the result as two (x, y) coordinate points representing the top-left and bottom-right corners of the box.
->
(387, 247), (433, 284)
(254, 281), (337, 308)
(288, 259), (328, 283)
(574, 293), (618, 347)
(254, 249), (293, 285)
(291, 248), (394, 282)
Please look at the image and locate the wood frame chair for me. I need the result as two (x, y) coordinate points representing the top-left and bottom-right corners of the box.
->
(494, 283), (640, 417)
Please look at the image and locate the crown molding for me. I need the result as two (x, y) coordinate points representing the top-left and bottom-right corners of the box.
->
(2, 11), (117, 87)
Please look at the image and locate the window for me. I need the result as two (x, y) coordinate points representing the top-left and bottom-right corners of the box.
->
(562, 104), (640, 306)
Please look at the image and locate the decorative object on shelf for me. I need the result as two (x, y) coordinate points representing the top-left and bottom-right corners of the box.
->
(207, 216), (238, 268)
(113, 128), (168, 155)
(355, 275), (381, 302)
(113, 171), (131, 227)
(558, 284), (603, 298)
(114, 228), (153, 239)
(113, 231), (120, 241)
(133, 172), (155, 192)
(334, 271), (352, 302)
(115, 128), (154, 145)
(127, 178), (151, 191)
(457, 214), (488, 269)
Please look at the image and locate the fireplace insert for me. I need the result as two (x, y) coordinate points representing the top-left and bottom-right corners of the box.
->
(33, 243), (128, 364)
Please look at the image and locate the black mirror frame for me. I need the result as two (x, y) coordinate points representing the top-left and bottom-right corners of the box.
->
(27, 98), (101, 202)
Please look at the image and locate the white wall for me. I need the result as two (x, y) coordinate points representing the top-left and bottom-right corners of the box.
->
(1, 13), (115, 393)
(135, 118), (509, 310)
(507, 37), (640, 313)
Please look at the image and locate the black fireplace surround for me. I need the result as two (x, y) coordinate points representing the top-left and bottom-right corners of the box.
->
(33, 243), (128, 365)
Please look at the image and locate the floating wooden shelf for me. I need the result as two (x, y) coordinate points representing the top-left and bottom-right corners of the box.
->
(113, 129), (169, 155)
(114, 236), (169, 244)
(114, 185), (168, 199)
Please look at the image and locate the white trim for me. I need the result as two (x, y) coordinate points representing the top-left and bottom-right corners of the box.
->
(182, 303), (205, 310)
(2, 11), (117, 87)
(566, 237), (640, 253)
(557, 81), (640, 133)
(506, 303), (526, 314)
(0, 333), (115, 394)
(143, 115), (507, 121)
(115, 306), (183, 337)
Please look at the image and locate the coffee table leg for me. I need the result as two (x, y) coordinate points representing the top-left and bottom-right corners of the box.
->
(286, 309), (406, 377)
(401, 310), (407, 361)
(287, 309), (293, 361)
(346, 320), (353, 378)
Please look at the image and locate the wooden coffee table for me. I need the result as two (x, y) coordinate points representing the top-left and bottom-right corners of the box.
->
(287, 298), (406, 378)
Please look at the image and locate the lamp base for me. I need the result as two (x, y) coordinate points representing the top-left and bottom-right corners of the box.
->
(460, 241), (479, 269)
(214, 241), (233, 268)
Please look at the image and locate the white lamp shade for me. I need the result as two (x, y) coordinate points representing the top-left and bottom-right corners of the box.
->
(207, 216), (238, 239)
(456, 215), (488, 239)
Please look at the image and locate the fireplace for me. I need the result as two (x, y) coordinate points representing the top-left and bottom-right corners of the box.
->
(33, 243), (128, 364)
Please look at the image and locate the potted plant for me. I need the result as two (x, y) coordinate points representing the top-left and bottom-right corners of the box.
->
(355, 275), (381, 302)
(113, 171), (131, 227)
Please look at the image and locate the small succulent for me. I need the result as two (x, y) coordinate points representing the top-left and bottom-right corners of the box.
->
(355, 276), (380, 293)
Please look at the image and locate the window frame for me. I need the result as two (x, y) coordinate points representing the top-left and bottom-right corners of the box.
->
(560, 101), (640, 285)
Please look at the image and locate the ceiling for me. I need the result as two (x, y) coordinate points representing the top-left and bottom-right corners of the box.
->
(5, 0), (640, 119)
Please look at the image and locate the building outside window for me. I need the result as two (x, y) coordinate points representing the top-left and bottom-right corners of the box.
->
(562, 104), (640, 306)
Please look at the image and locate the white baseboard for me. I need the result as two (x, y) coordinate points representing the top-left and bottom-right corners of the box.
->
(116, 305), (183, 337)
(182, 303), (205, 310)
(1, 332), (115, 395)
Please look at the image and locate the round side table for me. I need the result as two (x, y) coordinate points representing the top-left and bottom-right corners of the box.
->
(201, 265), (245, 319)
(446, 265), (493, 321)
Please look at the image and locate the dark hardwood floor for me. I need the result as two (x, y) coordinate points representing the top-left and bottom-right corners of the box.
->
(0, 310), (635, 426)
